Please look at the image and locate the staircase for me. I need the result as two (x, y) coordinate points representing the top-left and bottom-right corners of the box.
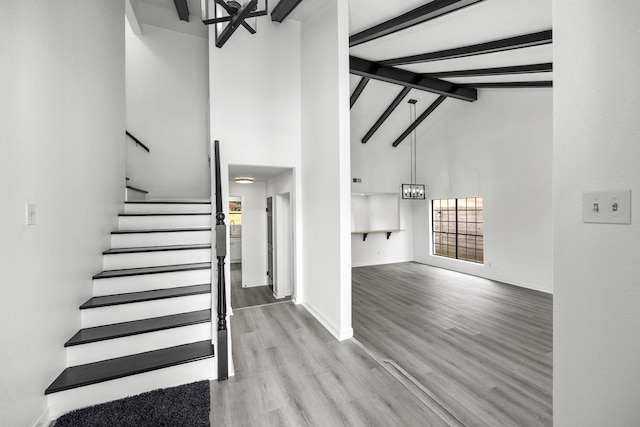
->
(45, 200), (216, 419)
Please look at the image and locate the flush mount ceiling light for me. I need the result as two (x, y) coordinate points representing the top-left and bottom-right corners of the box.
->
(402, 99), (427, 200)
(234, 176), (254, 184)
(201, 0), (268, 48)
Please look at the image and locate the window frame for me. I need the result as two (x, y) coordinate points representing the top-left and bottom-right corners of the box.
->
(431, 197), (484, 264)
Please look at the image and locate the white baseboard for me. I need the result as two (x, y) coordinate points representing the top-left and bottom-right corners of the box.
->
(242, 280), (267, 288)
(351, 257), (414, 268)
(413, 259), (553, 294)
(302, 302), (353, 341)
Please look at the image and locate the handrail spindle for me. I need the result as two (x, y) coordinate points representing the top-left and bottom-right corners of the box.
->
(213, 140), (228, 380)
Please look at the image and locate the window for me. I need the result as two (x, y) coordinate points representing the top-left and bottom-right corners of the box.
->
(432, 197), (483, 263)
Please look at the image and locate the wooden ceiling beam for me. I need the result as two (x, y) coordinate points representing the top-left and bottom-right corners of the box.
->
(350, 56), (477, 102)
(362, 87), (411, 144)
(350, 77), (370, 109)
(423, 62), (552, 78)
(173, 0), (190, 22)
(271, 0), (305, 23)
(349, 0), (486, 48)
(392, 96), (447, 147)
(459, 81), (553, 88)
(381, 30), (553, 67)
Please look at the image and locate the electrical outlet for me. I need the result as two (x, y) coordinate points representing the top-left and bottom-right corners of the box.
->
(26, 203), (36, 225)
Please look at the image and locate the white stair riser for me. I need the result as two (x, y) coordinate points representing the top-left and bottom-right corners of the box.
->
(92, 269), (211, 296)
(118, 215), (212, 230)
(111, 230), (211, 248)
(47, 358), (215, 419)
(124, 203), (211, 214)
(67, 323), (212, 366)
(81, 294), (211, 328)
(103, 249), (212, 270)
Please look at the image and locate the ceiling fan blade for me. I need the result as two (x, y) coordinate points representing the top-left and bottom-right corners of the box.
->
(213, 0), (257, 34)
(216, 0), (258, 47)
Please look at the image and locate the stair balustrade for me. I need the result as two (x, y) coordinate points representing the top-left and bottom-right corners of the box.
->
(213, 140), (228, 381)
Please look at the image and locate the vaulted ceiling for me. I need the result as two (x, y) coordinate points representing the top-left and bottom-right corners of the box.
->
(130, 0), (552, 148)
(347, 0), (552, 147)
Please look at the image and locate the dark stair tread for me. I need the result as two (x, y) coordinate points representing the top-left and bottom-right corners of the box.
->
(118, 213), (211, 217)
(93, 263), (211, 280)
(45, 341), (214, 394)
(112, 227), (211, 234)
(80, 284), (211, 309)
(103, 244), (212, 255)
(66, 310), (211, 347)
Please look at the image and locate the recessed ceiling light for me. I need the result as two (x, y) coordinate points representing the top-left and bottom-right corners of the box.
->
(234, 176), (254, 184)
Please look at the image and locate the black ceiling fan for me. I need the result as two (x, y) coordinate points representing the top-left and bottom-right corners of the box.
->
(202, 0), (268, 48)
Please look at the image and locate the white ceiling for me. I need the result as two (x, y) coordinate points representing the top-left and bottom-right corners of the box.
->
(228, 164), (291, 183)
(349, 0), (552, 81)
(348, 0), (553, 146)
(136, 0), (208, 38)
(130, 0), (553, 150)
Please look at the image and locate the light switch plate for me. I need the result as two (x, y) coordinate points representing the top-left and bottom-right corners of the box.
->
(26, 203), (36, 225)
(583, 190), (631, 224)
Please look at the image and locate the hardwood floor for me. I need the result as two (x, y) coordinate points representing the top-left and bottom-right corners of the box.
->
(352, 262), (553, 427)
(211, 302), (451, 426)
(230, 263), (291, 309)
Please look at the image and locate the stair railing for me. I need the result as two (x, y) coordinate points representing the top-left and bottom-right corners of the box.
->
(125, 131), (150, 153)
(213, 140), (228, 380)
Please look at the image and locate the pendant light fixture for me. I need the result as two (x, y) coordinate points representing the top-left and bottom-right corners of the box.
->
(402, 99), (427, 199)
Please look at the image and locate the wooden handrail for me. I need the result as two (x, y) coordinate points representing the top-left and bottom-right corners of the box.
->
(213, 140), (228, 381)
(125, 131), (150, 153)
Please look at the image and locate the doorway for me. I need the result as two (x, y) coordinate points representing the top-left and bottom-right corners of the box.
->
(227, 165), (295, 309)
(275, 192), (293, 298)
(267, 197), (273, 291)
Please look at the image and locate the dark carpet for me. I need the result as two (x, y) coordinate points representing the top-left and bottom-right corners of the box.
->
(54, 380), (210, 427)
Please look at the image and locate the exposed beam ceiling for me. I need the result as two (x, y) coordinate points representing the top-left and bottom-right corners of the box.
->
(380, 30), (553, 67)
(392, 96), (447, 147)
(349, 0), (486, 48)
(216, 0), (257, 48)
(362, 87), (411, 144)
(350, 77), (370, 109)
(173, 0), (190, 21)
(460, 81), (553, 88)
(350, 56), (477, 102)
(422, 62), (552, 78)
(272, 0), (305, 23)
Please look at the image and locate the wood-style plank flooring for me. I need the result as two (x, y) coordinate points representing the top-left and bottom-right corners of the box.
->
(211, 302), (451, 426)
(352, 262), (553, 427)
(230, 263), (291, 309)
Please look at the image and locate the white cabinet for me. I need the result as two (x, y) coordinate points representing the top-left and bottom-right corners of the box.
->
(230, 237), (241, 263)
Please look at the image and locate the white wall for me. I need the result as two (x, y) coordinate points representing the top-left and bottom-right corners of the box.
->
(410, 90), (553, 293)
(229, 181), (267, 287)
(351, 198), (414, 267)
(554, 2), (640, 425)
(0, 2), (125, 425)
(209, 17), (303, 309)
(126, 24), (209, 199)
(300, 0), (353, 340)
(266, 170), (295, 298)
(350, 79), (428, 267)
